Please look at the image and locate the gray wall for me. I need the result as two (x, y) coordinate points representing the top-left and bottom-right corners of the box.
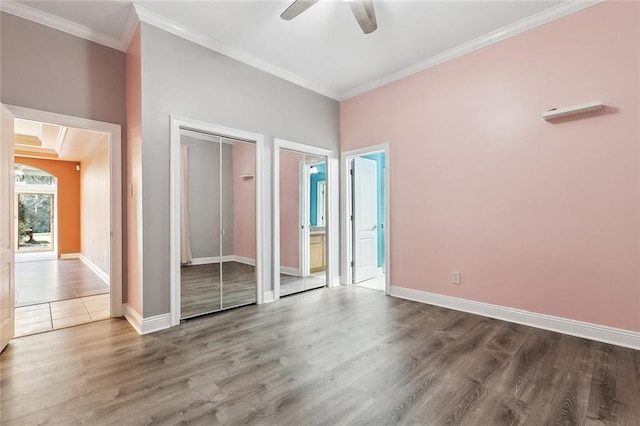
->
(1, 12), (127, 302)
(182, 136), (234, 259)
(139, 23), (340, 316)
(0, 13), (126, 126)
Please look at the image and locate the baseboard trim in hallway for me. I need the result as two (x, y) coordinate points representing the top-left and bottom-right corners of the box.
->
(390, 285), (640, 350)
(123, 304), (171, 335)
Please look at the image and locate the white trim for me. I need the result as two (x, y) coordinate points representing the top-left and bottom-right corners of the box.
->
(60, 253), (80, 259)
(133, 4), (340, 101)
(390, 286), (640, 351)
(124, 303), (142, 334)
(341, 1), (604, 100)
(78, 254), (109, 287)
(189, 255), (234, 266)
(124, 303), (171, 335)
(273, 138), (334, 301)
(7, 105), (124, 318)
(233, 255), (255, 266)
(120, 5), (140, 51)
(280, 266), (300, 277)
(170, 116), (264, 326)
(0, 0), (132, 52)
(341, 144), (390, 296)
(188, 255), (255, 266)
(2, 1), (602, 100)
(332, 275), (341, 287)
(264, 291), (275, 303)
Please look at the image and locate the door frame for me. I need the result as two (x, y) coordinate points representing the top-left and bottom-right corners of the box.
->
(341, 144), (390, 294)
(169, 115), (264, 326)
(273, 138), (334, 300)
(5, 105), (123, 317)
(1, 104), (15, 352)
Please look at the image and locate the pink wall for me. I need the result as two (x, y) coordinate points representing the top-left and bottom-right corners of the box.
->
(279, 150), (301, 270)
(232, 142), (256, 259)
(340, 2), (640, 332)
(126, 26), (143, 314)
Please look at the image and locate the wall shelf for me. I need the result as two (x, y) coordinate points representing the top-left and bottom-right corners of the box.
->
(542, 100), (603, 121)
(239, 173), (254, 180)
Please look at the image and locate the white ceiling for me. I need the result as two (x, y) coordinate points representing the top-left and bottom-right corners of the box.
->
(4, 1), (599, 100)
(14, 118), (108, 162)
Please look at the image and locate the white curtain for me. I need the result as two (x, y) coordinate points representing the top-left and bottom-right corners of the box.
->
(180, 145), (193, 265)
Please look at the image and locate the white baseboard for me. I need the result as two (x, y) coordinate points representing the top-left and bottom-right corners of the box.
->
(124, 304), (171, 335)
(233, 255), (255, 266)
(331, 275), (342, 287)
(60, 253), (80, 259)
(264, 290), (275, 303)
(390, 286), (640, 351)
(124, 304), (142, 334)
(189, 255), (255, 266)
(280, 266), (300, 276)
(78, 254), (110, 287)
(190, 255), (234, 265)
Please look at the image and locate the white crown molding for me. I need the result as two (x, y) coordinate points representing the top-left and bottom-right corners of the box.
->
(120, 3), (140, 51)
(341, 0), (605, 100)
(132, 4), (341, 101)
(1, 0), (604, 101)
(390, 286), (640, 351)
(0, 0), (130, 52)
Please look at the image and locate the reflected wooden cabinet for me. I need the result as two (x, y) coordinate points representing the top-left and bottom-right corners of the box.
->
(310, 233), (326, 273)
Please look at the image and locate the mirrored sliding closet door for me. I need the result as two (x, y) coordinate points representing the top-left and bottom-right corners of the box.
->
(180, 130), (256, 319)
(278, 148), (327, 296)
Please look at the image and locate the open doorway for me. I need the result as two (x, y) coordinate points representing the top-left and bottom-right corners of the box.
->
(14, 166), (57, 261)
(12, 117), (113, 337)
(342, 145), (389, 294)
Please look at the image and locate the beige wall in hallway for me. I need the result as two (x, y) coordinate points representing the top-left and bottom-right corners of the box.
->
(81, 134), (110, 276)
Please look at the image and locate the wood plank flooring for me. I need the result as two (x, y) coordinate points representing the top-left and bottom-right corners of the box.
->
(15, 259), (109, 307)
(181, 262), (327, 318)
(2, 286), (639, 425)
(180, 262), (257, 318)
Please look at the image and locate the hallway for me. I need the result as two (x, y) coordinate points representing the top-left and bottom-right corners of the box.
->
(15, 259), (108, 307)
(14, 259), (109, 336)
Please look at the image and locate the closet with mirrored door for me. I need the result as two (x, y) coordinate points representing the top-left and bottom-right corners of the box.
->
(179, 129), (257, 319)
(278, 147), (328, 296)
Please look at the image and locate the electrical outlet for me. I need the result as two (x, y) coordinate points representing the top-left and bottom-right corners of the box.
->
(452, 272), (461, 285)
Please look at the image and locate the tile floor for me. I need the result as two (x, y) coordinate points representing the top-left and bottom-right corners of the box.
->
(356, 274), (386, 292)
(14, 294), (110, 337)
(15, 259), (109, 307)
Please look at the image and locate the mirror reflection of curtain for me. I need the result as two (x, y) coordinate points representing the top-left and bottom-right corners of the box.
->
(180, 144), (193, 265)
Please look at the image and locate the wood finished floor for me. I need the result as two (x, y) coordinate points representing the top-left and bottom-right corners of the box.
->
(15, 259), (109, 307)
(181, 262), (327, 318)
(2, 286), (639, 425)
(180, 262), (257, 318)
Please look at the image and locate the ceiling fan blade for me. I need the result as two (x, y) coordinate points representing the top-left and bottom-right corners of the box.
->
(280, 0), (320, 20)
(348, 0), (377, 34)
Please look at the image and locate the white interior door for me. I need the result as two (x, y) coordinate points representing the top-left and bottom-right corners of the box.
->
(352, 157), (378, 283)
(1, 104), (15, 352)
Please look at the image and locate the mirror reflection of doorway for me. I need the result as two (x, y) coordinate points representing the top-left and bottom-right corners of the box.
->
(278, 149), (328, 297)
